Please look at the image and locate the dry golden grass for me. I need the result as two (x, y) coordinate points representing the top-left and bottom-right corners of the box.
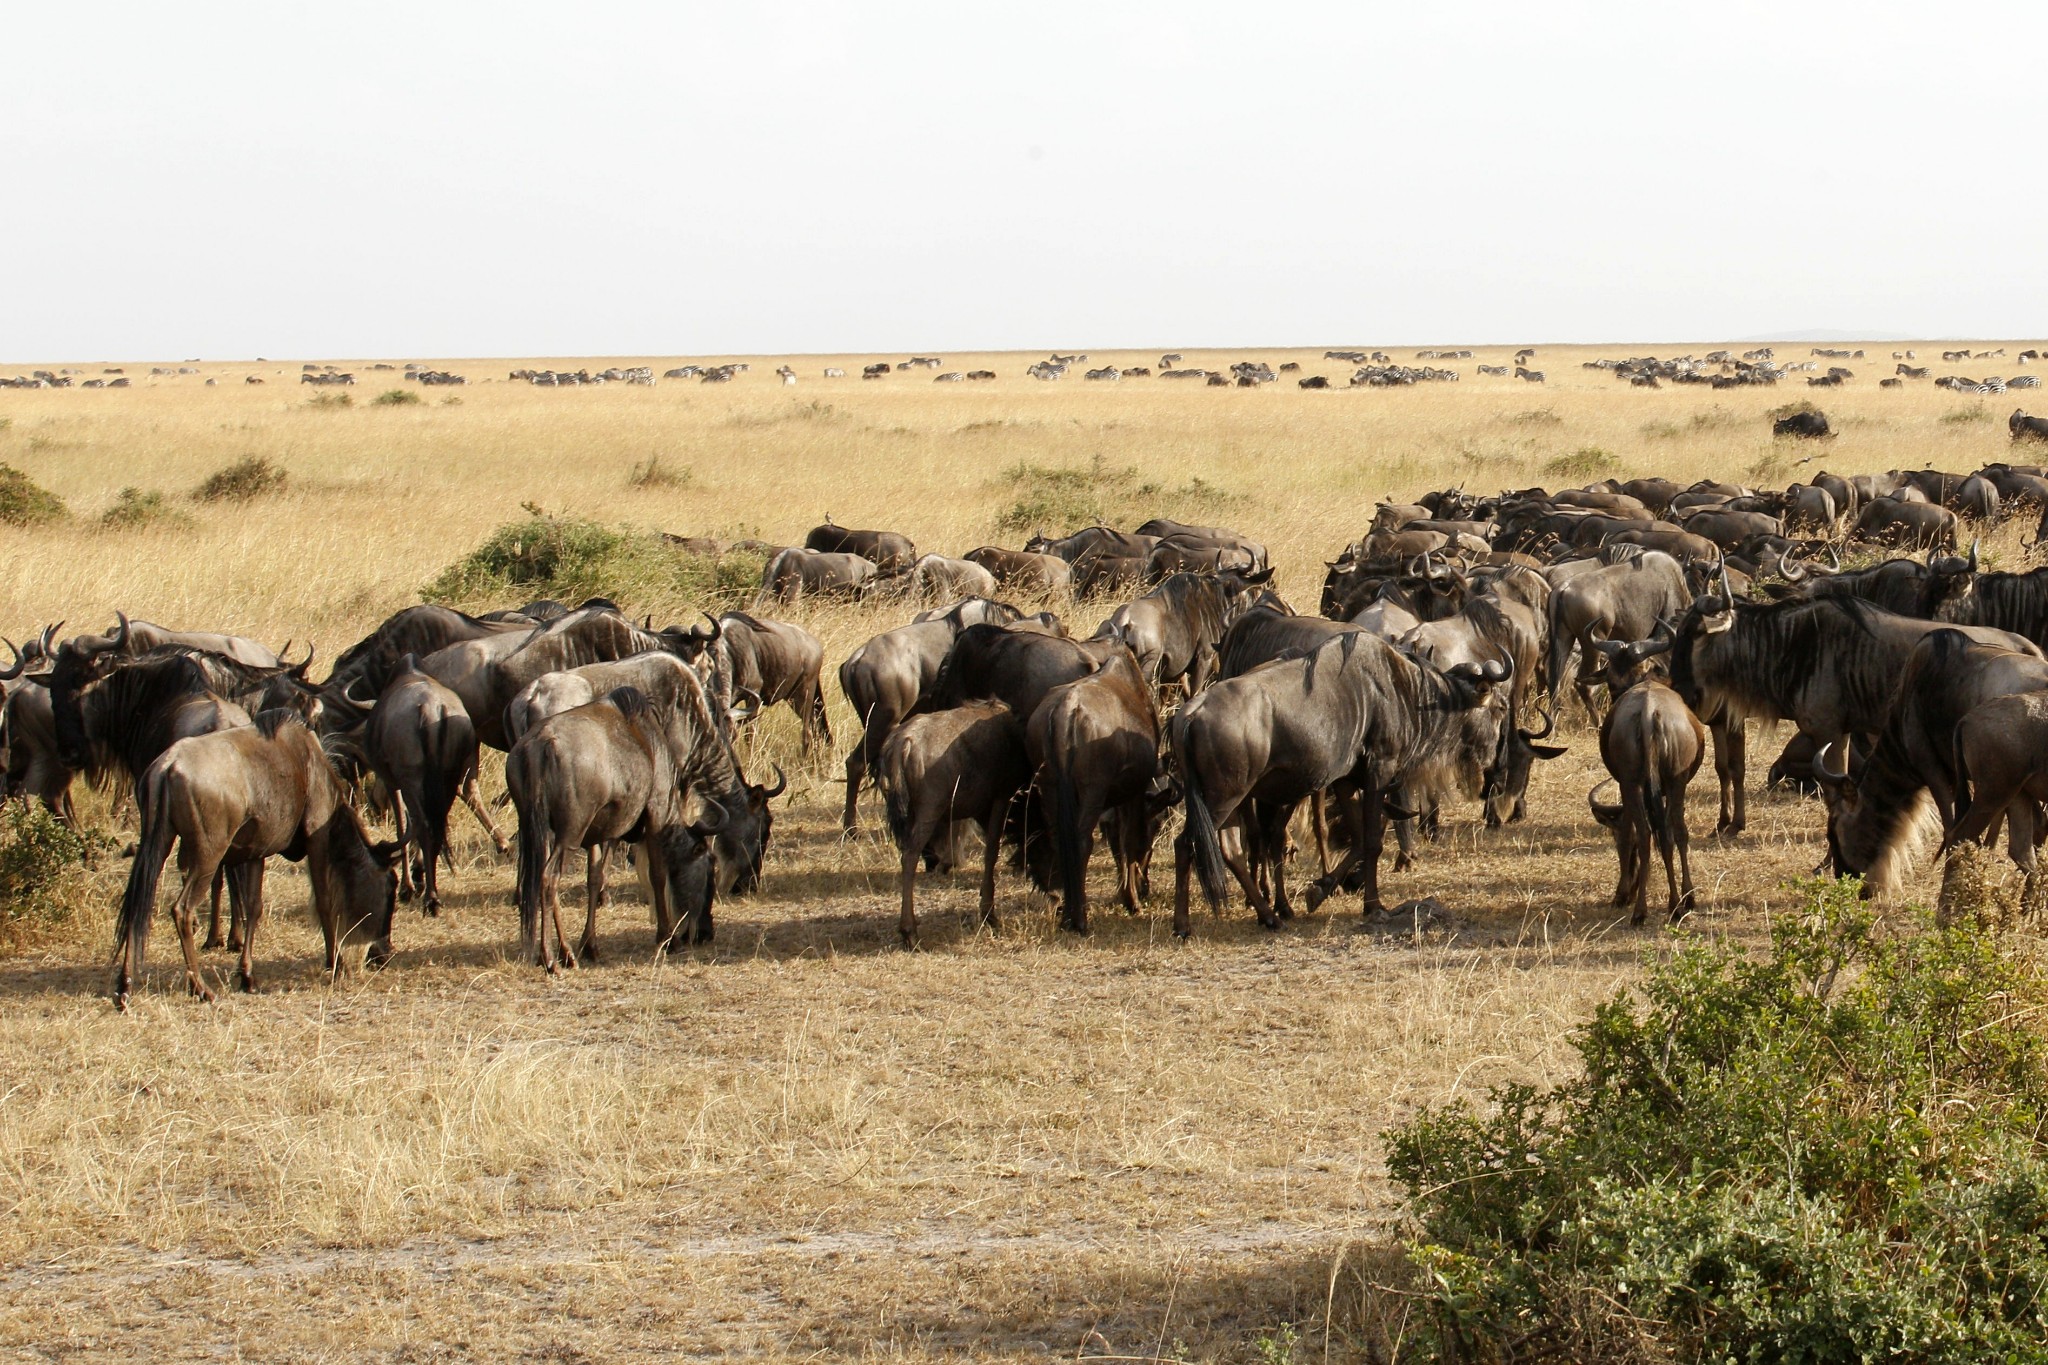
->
(0, 342), (2031, 1360)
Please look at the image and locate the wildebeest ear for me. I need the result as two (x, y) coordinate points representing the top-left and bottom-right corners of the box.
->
(369, 840), (404, 867)
(1699, 607), (1735, 635)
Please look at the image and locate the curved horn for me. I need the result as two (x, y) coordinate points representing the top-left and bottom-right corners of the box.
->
(759, 763), (788, 800)
(692, 610), (722, 643)
(341, 675), (380, 707)
(689, 798), (731, 838)
(1406, 555), (1425, 578)
(293, 641), (316, 674)
(38, 621), (62, 658)
(1779, 547), (1808, 581)
(114, 610), (131, 650)
(0, 639), (24, 682)
(1968, 537), (1981, 572)
(1520, 701), (1556, 741)
(1482, 652), (1513, 684)
(1811, 741), (1850, 794)
(1718, 559), (1734, 602)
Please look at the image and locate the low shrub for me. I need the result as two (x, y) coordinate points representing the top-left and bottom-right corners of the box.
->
(1502, 407), (1563, 427)
(628, 456), (692, 490)
(371, 389), (421, 407)
(0, 464), (66, 526)
(0, 804), (110, 936)
(1386, 877), (2048, 1363)
(992, 456), (1236, 536)
(1541, 446), (1618, 481)
(99, 486), (189, 530)
(422, 509), (763, 612)
(304, 391), (353, 409)
(194, 456), (287, 503)
(1942, 403), (1991, 426)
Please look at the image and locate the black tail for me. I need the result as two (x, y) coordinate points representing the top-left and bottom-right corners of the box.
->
(1182, 765), (1230, 911)
(511, 759), (549, 950)
(881, 758), (913, 854)
(420, 714), (463, 868)
(1937, 726), (1974, 859)
(1049, 747), (1089, 923)
(117, 766), (176, 976)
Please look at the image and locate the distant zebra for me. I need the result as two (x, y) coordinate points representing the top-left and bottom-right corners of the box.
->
(2011, 375), (2041, 389)
(1979, 377), (2009, 394)
(1476, 364), (1509, 376)
(1160, 353), (1183, 366)
(1084, 366), (1121, 381)
(777, 365), (797, 386)
(933, 372), (966, 382)
(1515, 367), (1545, 383)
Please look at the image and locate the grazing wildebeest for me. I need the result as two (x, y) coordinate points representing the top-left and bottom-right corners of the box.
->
(362, 657), (482, 916)
(1669, 581), (2038, 837)
(1072, 551), (1150, 599)
(114, 711), (400, 1008)
(710, 613), (832, 752)
(836, 601), (1025, 831)
(419, 603), (675, 752)
(1170, 633), (1511, 934)
(964, 546), (1073, 595)
(55, 612), (284, 673)
(1585, 632), (1705, 925)
(1098, 570), (1271, 690)
(507, 687), (740, 970)
(1940, 691), (2048, 884)
(878, 701), (1033, 945)
(1545, 551), (1691, 721)
(1027, 645), (1160, 934)
(757, 547), (880, 604)
(0, 628), (73, 823)
(909, 554), (999, 604)
(1772, 410), (1832, 439)
(1850, 494), (1958, 551)
(924, 622), (1122, 721)
(2012, 409), (2048, 443)
(804, 518), (917, 572)
(1023, 527), (1161, 565)
(1135, 518), (1270, 572)
(325, 603), (537, 704)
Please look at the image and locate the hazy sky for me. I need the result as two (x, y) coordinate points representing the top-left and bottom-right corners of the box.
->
(9, 3), (2046, 360)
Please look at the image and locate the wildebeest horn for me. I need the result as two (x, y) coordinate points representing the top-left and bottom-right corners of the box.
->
(1811, 742), (1850, 794)
(1779, 547), (1808, 581)
(1827, 544), (1842, 571)
(691, 611), (722, 643)
(759, 764), (788, 800)
(341, 675), (380, 707)
(114, 610), (131, 649)
(689, 799), (730, 838)
(38, 621), (61, 657)
(1968, 538), (1980, 572)
(1587, 780), (1624, 820)
(1520, 702), (1556, 741)
(0, 640), (24, 682)
(1718, 560), (1734, 602)
(1482, 653), (1512, 684)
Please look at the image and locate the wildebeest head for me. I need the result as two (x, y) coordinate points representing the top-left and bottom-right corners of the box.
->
(43, 613), (133, 768)
(317, 803), (404, 968)
(726, 763), (787, 894)
(1483, 698), (1565, 826)
(1914, 539), (1980, 619)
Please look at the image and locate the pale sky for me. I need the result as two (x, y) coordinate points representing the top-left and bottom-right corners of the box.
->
(8, 2), (2046, 361)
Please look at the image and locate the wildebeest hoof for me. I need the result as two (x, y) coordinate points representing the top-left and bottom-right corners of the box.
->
(1303, 881), (1332, 912)
(190, 980), (217, 1004)
(201, 934), (224, 951)
(238, 970), (259, 993)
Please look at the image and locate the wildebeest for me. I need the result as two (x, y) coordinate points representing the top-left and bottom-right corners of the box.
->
(1135, 518), (1270, 572)
(1940, 691), (2048, 882)
(1586, 631), (1705, 925)
(964, 546), (1073, 596)
(1023, 527), (1161, 565)
(351, 657), (483, 917)
(2012, 409), (2048, 443)
(114, 711), (400, 1008)
(1545, 551), (1691, 720)
(1097, 570), (1271, 690)
(877, 701), (1034, 946)
(1170, 632), (1511, 934)
(1772, 410), (1832, 439)
(506, 687), (739, 970)
(710, 612), (831, 752)
(419, 603), (675, 751)
(1027, 645), (1160, 934)
(757, 547), (880, 604)
(909, 554), (999, 604)
(836, 601), (1024, 830)
(804, 517), (917, 572)
(326, 604), (539, 705)
(1850, 494), (1958, 551)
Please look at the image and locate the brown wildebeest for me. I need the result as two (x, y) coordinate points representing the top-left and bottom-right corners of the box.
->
(362, 656), (481, 916)
(1027, 646), (1160, 933)
(757, 547), (879, 604)
(507, 686), (738, 970)
(714, 612), (832, 752)
(1587, 630), (1705, 925)
(114, 711), (401, 1009)
(324, 603), (538, 708)
(877, 700), (1033, 946)
(1072, 551), (1149, 598)
(804, 517), (917, 572)
(1099, 569), (1272, 691)
(909, 554), (998, 604)
(1135, 518), (1269, 571)
(1940, 691), (2048, 884)
(964, 546), (1074, 595)
(421, 603), (674, 751)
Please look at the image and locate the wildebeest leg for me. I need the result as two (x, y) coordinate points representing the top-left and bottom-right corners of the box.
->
(842, 741), (866, 833)
(579, 843), (606, 964)
(1671, 784), (1697, 919)
(1311, 790), (1331, 877)
(1355, 788), (1389, 916)
(235, 862), (267, 991)
(169, 844), (221, 1004)
(1258, 801), (1296, 919)
(1219, 815), (1280, 928)
(202, 867), (228, 949)
(1626, 787), (1653, 926)
(1172, 828), (1196, 939)
(392, 796), (417, 904)
(804, 682), (832, 752)
(645, 838), (676, 952)
(1112, 798), (1147, 917)
(978, 798), (1005, 931)
(1712, 718), (1746, 835)
(899, 808), (944, 948)
(538, 843), (570, 973)
(460, 772), (511, 854)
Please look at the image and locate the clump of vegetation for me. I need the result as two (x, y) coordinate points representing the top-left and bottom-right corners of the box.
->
(1942, 403), (1992, 426)
(194, 456), (288, 503)
(1387, 877), (2048, 1364)
(627, 456), (693, 490)
(1541, 446), (1618, 481)
(992, 456), (1236, 536)
(0, 805), (111, 936)
(1767, 398), (1822, 421)
(422, 508), (763, 611)
(1745, 448), (1790, 482)
(372, 389), (421, 407)
(99, 487), (190, 530)
(1502, 407), (1563, 427)
(304, 391), (353, 409)
(726, 400), (843, 429)
(0, 464), (66, 526)
(1640, 419), (1684, 440)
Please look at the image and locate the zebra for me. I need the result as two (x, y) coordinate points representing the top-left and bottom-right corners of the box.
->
(1084, 366), (1121, 381)
(776, 365), (797, 386)
(1160, 353), (1184, 366)
(1477, 364), (1509, 376)
(822, 367), (846, 378)
(2011, 375), (2042, 389)
(1978, 377), (2009, 394)
(1027, 361), (1065, 381)
(933, 372), (966, 382)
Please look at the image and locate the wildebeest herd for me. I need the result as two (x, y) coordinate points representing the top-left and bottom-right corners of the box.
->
(18, 431), (2048, 1009)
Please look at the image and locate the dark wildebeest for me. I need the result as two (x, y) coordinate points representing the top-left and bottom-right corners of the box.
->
(924, 622), (1123, 721)
(1169, 633), (1511, 934)
(1136, 518), (1270, 571)
(1772, 410), (1832, 439)
(2012, 409), (2048, 443)
(836, 601), (1024, 831)
(506, 687), (740, 970)
(1669, 581), (2038, 837)
(1023, 527), (1161, 565)
(0, 628), (72, 824)
(325, 603), (537, 707)
(1545, 551), (1691, 721)
(1911, 546), (2048, 654)
(1072, 552), (1150, 599)
(1146, 536), (1257, 579)
(1098, 570), (1272, 690)
(714, 613), (832, 752)
(804, 517), (917, 572)
(361, 657), (480, 917)
(55, 612), (284, 674)
(1940, 691), (2048, 884)
(909, 554), (999, 603)
(757, 547), (880, 604)
(1850, 495), (1958, 552)
(420, 604), (675, 751)
(1027, 645), (1160, 934)
(1585, 630), (1705, 925)
(878, 701), (1034, 946)
(114, 711), (400, 1009)
(964, 546), (1073, 596)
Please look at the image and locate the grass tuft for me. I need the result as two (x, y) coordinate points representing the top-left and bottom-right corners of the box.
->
(1541, 446), (1618, 481)
(194, 455), (288, 503)
(0, 463), (66, 526)
(304, 391), (353, 409)
(372, 389), (422, 407)
(992, 456), (1235, 536)
(628, 456), (693, 490)
(99, 487), (190, 530)
(1942, 403), (1991, 426)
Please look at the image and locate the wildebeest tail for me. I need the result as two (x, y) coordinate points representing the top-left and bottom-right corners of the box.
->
(1181, 764), (1230, 911)
(881, 753), (913, 853)
(117, 765), (175, 971)
(1938, 726), (1974, 859)
(1049, 742), (1089, 921)
(512, 760), (548, 948)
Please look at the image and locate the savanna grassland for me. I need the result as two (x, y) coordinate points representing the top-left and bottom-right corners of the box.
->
(0, 342), (2037, 1362)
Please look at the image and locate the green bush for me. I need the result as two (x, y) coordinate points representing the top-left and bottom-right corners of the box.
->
(1387, 878), (2048, 1364)
(1541, 446), (1618, 481)
(422, 510), (764, 611)
(194, 456), (287, 503)
(100, 486), (189, 530)
(0, 464), (66, 526)
(627, 456), (692, 490)
(0, 804), (109, 929)
(1942, 404), (1991, 426)
(304, 391), (353, 409)
(372, 388), (421, 407)
(992, 456), (1235, 536)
